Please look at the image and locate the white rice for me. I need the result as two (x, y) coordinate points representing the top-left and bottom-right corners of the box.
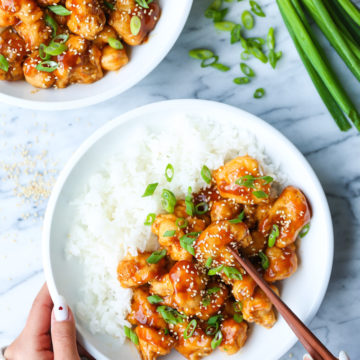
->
(65, 114), (282, 342)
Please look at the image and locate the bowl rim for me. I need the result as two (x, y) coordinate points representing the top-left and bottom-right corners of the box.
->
(42, 99), (334, 360)
(0, 0), (193, 111)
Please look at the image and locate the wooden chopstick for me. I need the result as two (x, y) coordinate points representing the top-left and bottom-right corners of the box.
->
(227, 246), (338, 360)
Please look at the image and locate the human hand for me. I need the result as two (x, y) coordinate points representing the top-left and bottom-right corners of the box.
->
(4, 284), (81, 360)
(303, 351), (349, 360)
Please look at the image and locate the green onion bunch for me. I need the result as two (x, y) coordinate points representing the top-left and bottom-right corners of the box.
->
(277, 0), (360, 132)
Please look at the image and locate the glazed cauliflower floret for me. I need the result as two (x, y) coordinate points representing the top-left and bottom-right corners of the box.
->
(0, 28), (27, 81)
(127, 287), (167, 329)
(219, 319), (248, 355)
(210, 199), (242, 222)
(54, 35), (103, 88)
(150, 260), (206, 317)
(66, 0), (105, 40)
(135, 325), (175, 360)
(174, 321), (213, 360)
(10, 0), (51, 49)
(109, 0), (160, 46)
(242, 286), (278, 328)
(0, 7), (16, 26)
(94, 25), (129, 71)
(259, 186), (311, 248)
(194, 220), (251, 279)
(213, 155), (272, 205)
(264, 244), (298, 282)
(232, 274), (257, 301)
(117, 251), (166, 288)
(23, 50), (56, 88)
(152, 214), (195, 262)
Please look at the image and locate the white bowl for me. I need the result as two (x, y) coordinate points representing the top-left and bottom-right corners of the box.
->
(0, 1), (192, 111)
(43, 99), (333, 360)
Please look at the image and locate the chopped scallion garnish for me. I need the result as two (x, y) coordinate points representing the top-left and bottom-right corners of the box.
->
(130, 15), (141, 36)
(147, 295), (163, 304)
(144, 213), (156, 226)
(161, 189), (176, 213)
(259, 251), (269, 270)
(142, 183), (158, 197)
(201, 165), (212, 184)
(146, 249), (167, 264)
(183, 319), (197, 339)
(124, 326), (139, 345)
(299, 223), (310, 238)
(165, 163), (174, 182)
(48, 5), (72, 16)
(268, 224), (280, 247)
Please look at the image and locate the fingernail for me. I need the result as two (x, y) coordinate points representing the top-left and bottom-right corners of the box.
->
(339, 351), (349, 360)
(54, 295), (69, 322)
(303, 355), (313, 360)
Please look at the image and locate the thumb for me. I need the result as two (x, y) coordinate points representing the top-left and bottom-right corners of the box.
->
(51, 296), (80, 360)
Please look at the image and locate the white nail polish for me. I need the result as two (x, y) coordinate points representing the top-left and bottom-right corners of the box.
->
(54, 295), (69, 322)
(303, 355), (313, 360)
(339, 351), (349, 360)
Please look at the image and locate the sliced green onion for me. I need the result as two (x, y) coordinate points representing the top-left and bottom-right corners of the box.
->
(201, 56), (219, 67)
(205, 257), (213, 268)
(45, 14), (58, 37)
(202, 296), (211, 306)
(165, 163), (174, 182)
(267, 27), (275, 50)
(208, 314), (222, 325)
(240, 62), (255, 77)
(233, 77), (250, 84)
(250, 0), (265, 17)
(211, 63), (230, 71)
(136, 0), (150, 8)
(236, 174), (273, 187)
(234, 313), (243, 323)
(268, 224), (279, 247)
(299, 223), (310, 238)
(53, 33), (69, 44)
(124, 326), (139, 345)
(164, 328), (169, 335)
(254, 87), (266, 98)
(0, 54), (9, 72)
(208, 264), (224, 276)
(144, 213), (156, 226)
(211, 330), (223, 349)
(269, 50), (277, 69)
(252, 190), (268, 198)
(179, 232), (200, 256)
(259, 251), (269, 270)
(231, 24), (242, 44)
(163, 230), (176, 237)
(142, 183), (158, 197)
(233, 301), (243, 312)
(201, 165), (212, 184)
(214, 21), (236, 31)
(223, 266), (242, 280)
(205, 8), (229, 22)
(157, 306), (185, 325)
(147, 295), (163, 304)
(208, 0), (222, 10)
(207, 287), (220, 294)
(45, 42), (67, 56)
(39, 44), (50, 61)
(206, 323), (219, 336)
(241, 50), (251, 60)
(176, 217), (188, 229)
(228, 210), (245, 224)
(184, 319), (197, 339)
(185, 187), (195, 216)
(108, 37), (123, 50)
(195, 202), (209, 215)
(130, 15), (141, 36)
(104, 0), (115, 10)
(189, 49), (214, 60)
(249, 46), (268, 63)
(36, 61), (58, 73)
(48, 5), (72, 16)
(242, 10), (254, 29)
(146, 249), (167, 264)
(161, 189), (177, 213)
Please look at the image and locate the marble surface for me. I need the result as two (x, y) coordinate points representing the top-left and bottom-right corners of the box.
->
(0, 1), (359, 359)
